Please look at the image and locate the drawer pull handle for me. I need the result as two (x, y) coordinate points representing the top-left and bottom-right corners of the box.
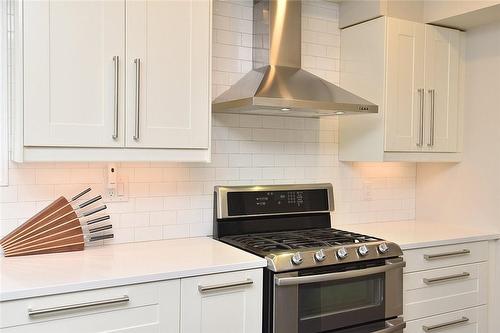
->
(198, 279), (253, 293)
(422, 316), (469, 332)
(423, 272), (470, 285)
(28, 295), (130, 316)
(424, 249), (471, 260)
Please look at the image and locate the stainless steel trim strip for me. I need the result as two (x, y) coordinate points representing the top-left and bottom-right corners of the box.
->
(422, 317), (469, 332)
(198, 279), (253, 293)
(112, 56), (119, 140)
(215, 183), (334, 219)
(417, 88), (424, 147)
(274, 261), (406, 286)
(427, 89), (435, 147)
(133, 58), (141, 141)
(424, 249), (471, 260)
(373, 319), (406, 333)
(28, 296), (130, 316)
(423, 272), (470, 285)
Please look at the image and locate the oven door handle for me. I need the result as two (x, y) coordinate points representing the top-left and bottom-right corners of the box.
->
(372, 318), (406, 333)
(274, 260), (406, 286)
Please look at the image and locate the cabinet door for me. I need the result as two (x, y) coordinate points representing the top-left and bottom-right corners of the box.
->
(424, 25), (460, 152)
(126, 0), (210, 149)
(23, 1), (125, 147)
(180, 269), (262, 333)
(385, 18), (425, 152)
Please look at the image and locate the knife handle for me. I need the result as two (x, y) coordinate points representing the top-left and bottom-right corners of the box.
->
(78, 195), (102, 209)
(82, 205), (107, 217)
(86, 215), (111, 225)
(71, 188), (92, 202)
(89, 234), (114, 242)
(89, 224), (113, 234)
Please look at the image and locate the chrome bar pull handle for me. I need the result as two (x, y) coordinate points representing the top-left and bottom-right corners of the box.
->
(427, 89), (435, 147)
(275, 260), (406, 286)
(424, 249), (471, 260)
(28, 296), (129, 316)
(112, 56), (119, 140)
(423, 272), (470, 285)
(417, 88), (425, 147)
(422, 317), (469, 332)
(198, 279), (253, 293)
(133, 58), (141, 141)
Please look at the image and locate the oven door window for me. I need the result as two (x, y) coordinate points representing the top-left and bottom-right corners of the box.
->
(298, 273), (385, 332)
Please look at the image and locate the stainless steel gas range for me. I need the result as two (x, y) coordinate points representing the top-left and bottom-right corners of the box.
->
(213, 183), (406, 333)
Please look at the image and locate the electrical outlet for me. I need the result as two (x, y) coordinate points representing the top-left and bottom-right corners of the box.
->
(104, 164), (129, 202)
(362, 181), (373, 201)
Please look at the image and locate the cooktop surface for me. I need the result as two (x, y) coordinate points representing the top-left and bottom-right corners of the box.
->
(221, 228), (382, 256)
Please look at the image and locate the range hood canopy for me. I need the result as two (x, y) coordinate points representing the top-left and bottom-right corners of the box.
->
(212, 0), (378, 117)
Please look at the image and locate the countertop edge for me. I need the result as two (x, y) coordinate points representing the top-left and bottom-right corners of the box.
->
(400, 233), (500, 250)
(0, 259), (267, 302)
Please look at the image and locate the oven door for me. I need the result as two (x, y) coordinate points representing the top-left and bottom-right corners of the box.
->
(273, 258), (405, 333)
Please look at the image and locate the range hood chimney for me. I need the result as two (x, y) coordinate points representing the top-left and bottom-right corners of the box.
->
(212, 0), (378, 117)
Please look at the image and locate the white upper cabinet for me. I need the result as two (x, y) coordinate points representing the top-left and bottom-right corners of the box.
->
(385, 19), (425, 152)
(23, 0), (125, 147)
(423, 25), (460, 152)
(19, 0), (211, 161)
(339, 16), (463, 162)
(125, 0), (210, 149)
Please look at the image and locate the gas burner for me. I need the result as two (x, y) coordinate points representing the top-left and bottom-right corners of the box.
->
(221, 227), (399, 271)
(223, 228), (382, 254)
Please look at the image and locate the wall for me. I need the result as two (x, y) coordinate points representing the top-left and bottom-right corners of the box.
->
(0, 0), (416, 244)
(416, 21), (500, 331)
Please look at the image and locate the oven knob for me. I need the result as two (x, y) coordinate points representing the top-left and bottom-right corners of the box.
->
(336, 247), (348, 259)
(314, 249), (326, 262)
(291, 252), (303, 265)
(378, 243), (389, 254)
(358, 245), (369, 256)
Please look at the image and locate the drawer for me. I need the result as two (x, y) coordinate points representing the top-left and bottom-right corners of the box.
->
(0, 280), (180, 332)
(404, 305), (487, 333)
(404, 262), (487, 321)
(403, 241), (488, 273)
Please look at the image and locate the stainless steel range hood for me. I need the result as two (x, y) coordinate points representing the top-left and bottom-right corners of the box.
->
(212, 0), (378, 117)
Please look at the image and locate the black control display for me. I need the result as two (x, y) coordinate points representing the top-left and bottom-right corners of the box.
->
(227, 189), (329, 216)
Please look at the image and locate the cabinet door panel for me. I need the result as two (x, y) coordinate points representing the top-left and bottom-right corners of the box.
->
(23, 0), (125, 147)
(424, 25), (460, 152)
(385, 18), (425, 152)
(126, 0), (210, 149)
(180, 269), (262, 333)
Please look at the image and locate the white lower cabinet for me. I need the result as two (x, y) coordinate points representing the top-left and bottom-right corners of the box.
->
(180, 269), (263, 333)
(405, 306), (488, 333)
(0, 268), (263, 333)
(403, 242), (490, 332)
(404, 262), (487, 321)
(0, 280), (180, 333)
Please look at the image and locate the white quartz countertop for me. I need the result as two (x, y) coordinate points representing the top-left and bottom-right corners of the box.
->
(336, 221), (500, 250)
(0, 237), (267, 302)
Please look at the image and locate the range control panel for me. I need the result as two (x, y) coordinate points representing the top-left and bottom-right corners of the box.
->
(227, 189), (329, 216)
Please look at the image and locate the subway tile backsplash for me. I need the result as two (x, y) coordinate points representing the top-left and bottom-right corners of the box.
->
(0, 0), (416, 244)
